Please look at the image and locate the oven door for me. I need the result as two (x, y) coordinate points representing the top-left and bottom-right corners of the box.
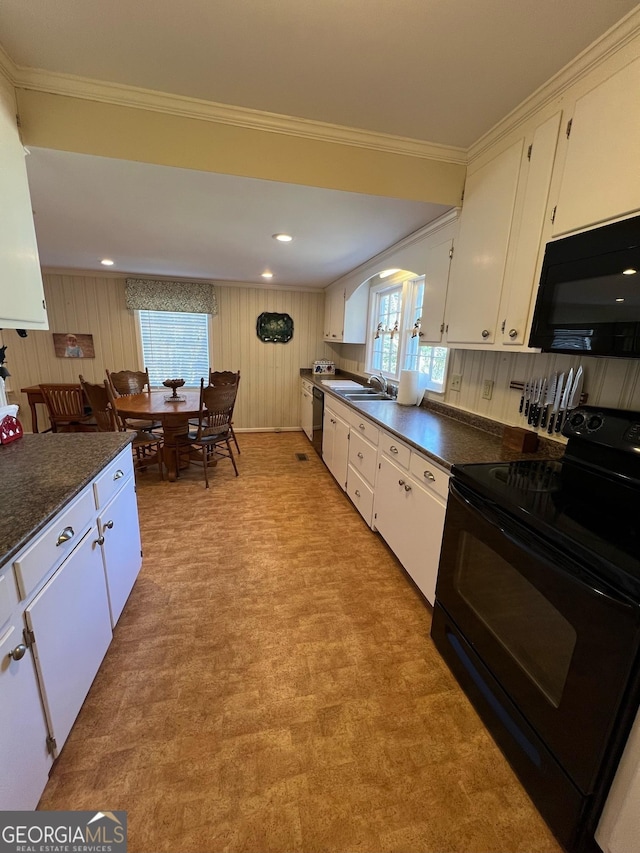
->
(434, 480), (640, 795)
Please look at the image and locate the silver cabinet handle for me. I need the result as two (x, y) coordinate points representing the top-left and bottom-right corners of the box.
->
(105, 520), (114, 530)
(113, 469), (125, 480)
(357, 452), (364, 459)
(481, 329), (490, 338)
(359, 423), (365, 430)
(509, 328), (518, 339)
(389, 445), (399, 453)
(423, 470), (436, 482)
(56, 526), (74, 546)
(404, 484), (412, 492)
(94, 535), (105, 546)
(398, 479), (405, 486)
(8, 643), (27, 661)
(355, 489), (361, 497)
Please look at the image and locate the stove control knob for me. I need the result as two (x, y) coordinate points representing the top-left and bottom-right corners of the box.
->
(569, 412), (585, 429)
(587, 414), (604, 431)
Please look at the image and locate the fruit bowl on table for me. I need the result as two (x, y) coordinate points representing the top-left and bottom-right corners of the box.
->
(163, 378), (186, 400)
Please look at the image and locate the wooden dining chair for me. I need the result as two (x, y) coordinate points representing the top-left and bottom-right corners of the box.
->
(176, 379), (239, 487)
(209, 369), (241, 453)
(105, 367), (160, 432)
(92, 377), (164, 479)
(39, 383), (97, 433)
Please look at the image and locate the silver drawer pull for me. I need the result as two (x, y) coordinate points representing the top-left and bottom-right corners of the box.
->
(359, 423), (365, 430)
(398, 479), (405, 486)
(357, 452), (364, 459)
(389, 445), (399, 453)
(355, 489), (361, 497)
(509, 328), (518, 339)
(423, 470), (436, 482)
(105, 520), (114, 530)
(8, 643), (27, 661)
(404, 484), (412, 492)
(94, 535), (105, 547)
(113, 469), (125, 480)
(56, 526), (75, 546)
(481, 329), (490, 338)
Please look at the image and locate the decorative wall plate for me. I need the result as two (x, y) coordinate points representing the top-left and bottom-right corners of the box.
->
(256, 312), (294, 343)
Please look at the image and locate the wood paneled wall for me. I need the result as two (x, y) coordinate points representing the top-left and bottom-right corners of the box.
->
(5, 272), (330, 432)
(331, 344), (640, 424)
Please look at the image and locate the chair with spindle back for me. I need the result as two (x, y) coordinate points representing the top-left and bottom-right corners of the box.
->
(209, 370), (241, 453)
(39, 383), (96, 433)
(105, 367), (160, 432)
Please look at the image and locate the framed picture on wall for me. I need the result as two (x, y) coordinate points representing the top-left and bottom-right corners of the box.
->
(53, 332), (95, 358)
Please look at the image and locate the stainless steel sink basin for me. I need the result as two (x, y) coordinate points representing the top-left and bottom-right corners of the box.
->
(341, 391), (393, 401)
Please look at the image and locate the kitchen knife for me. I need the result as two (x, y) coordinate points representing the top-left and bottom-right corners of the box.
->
(540, 373), (557, 429)
(555, 367), (574, 433)
(566, 366), (584, 418)
(548, 372), (565, 434)
(524, 378), (533, 418)
(528, 377), (540, 425)
(519, 379), (529, 415)
(534, 377), (547, 427)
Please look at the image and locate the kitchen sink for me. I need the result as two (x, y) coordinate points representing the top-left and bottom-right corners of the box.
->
(340, 391), (393, 401)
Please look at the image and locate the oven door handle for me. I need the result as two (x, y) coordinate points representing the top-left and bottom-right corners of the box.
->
(450, 481), (638, 611)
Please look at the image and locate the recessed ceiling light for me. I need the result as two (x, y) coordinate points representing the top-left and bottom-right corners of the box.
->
(622, 268), (637, 275)
(616, 298), (625, 302)
(262, 272), (274, 279)
(273, 233), (293, 243)
(100, 258), (115, 266)
(379, 268), (400, 278)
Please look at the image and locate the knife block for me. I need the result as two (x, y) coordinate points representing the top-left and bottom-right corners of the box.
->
(502, 426), (540, 453)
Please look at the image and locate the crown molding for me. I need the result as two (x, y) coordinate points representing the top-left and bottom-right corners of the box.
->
(0, 44), (17, 87)
(41, 267), (325, 292)
(14, 65), (467, 165)
(469, 5), (640, 161)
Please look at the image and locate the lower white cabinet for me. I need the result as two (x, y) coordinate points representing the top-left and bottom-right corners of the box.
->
(98, 475), (142, 627)
(346, 425), (378, 527)
(25, 529), (112, 756)
(322, 402), (350, 490)
(300, 379), (313, 442)
(374, 448), (448, 606)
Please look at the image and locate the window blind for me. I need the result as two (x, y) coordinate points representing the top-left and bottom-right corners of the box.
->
(138, 310), (209, 388)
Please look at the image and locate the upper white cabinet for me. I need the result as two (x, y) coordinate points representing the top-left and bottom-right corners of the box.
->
(419, 235), (454, 344)
(445, 138), (524, 345)
(552, 55), (640, 237)
(0, 77), (48, 330)
(323, 283), (368, 343)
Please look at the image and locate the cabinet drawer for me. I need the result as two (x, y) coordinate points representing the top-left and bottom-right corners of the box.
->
(93, 446), (134, 509)
(348, 431), (377, 486)
(346, 465), (375, 528)
(409, 453), (449, 500)
(349, 412), (379, 446)
(301, 378), (313, 394)
(14, 487), (95, 601)
(326, 397), (351, 423)
(379, 432), (411, 468)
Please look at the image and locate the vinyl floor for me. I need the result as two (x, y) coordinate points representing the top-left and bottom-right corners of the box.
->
(38, 431), (562, 853)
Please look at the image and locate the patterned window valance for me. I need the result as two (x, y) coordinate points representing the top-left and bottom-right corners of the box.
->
(125, 278), (218, 315)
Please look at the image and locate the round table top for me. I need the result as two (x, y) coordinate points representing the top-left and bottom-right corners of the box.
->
(113, 389), (202, 419)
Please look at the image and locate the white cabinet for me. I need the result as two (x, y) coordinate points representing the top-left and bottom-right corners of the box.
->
(373, 436), (448, 606)
(597, 707), (640, 853)
(322, 399), (350, 489)
(323, 283), (369, 343)
(0, 585), (51, 809)
(419, 235), (454, 344)
(0, 77), (48, 330)
(25, 528), (112, 756)
(346, 417), (379, 527)
(552, 55), (640, 237)
(300, 379), (314, 442)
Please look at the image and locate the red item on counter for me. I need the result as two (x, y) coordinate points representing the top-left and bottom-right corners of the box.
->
(0, 415), (23, 445)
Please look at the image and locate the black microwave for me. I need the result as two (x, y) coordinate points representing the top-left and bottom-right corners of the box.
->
(529, 214), (640, 357)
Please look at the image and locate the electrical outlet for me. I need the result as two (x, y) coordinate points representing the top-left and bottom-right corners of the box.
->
(450, 374), (462, 392)
(482, 379), (494, 400)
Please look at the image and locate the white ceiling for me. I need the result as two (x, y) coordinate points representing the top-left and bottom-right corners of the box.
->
(1, 0), (638, 288)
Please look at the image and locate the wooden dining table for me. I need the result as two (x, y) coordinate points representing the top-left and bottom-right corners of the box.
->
(113, 389), (202, 482)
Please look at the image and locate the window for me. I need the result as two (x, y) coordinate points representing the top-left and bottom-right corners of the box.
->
(138, 310), (210, 387)
(366, 275), (448, 393)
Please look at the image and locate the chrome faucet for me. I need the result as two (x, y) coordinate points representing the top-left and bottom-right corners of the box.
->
(368, 373), (388, 394)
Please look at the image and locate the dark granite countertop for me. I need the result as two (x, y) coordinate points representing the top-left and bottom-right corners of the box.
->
(302, 370), (565, 470)
(0, 432), (133, 569)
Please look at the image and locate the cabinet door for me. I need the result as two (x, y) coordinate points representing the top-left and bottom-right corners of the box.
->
(0, 80), (48, 329)
(324, 287), (344, 341)
(553, 56), (640, 237)
(300, 385), (313, 442)
(98, 476), (142, 627)
(25, 529), (112, 755)
(0, 622), (51, 808)
(499, 112), (562, 346)
(420, 237), (453, 343)
(445, 139), (523, 344)
(374, 455), (446, 605)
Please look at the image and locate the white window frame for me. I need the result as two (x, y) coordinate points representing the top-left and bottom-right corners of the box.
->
(134, 309), (213, 388)
(365, 274), (449, 394)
